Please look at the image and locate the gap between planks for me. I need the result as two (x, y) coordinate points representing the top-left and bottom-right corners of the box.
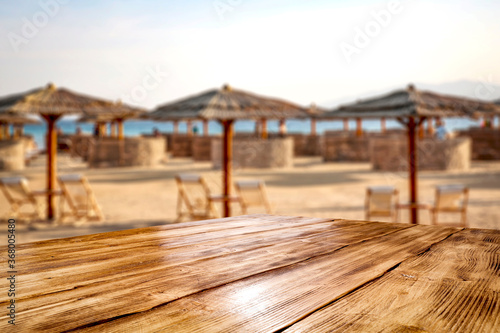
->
(275, 227), (466, 333)
(62, 222), (416, 332)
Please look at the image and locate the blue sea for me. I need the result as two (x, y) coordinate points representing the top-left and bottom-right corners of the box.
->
(22, 117), (482, 149)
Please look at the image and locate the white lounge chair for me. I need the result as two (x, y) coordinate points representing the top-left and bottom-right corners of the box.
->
(365, 186), (399, 222)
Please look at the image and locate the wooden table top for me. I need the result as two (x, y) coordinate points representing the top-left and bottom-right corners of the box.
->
(1, 215), (499, 332)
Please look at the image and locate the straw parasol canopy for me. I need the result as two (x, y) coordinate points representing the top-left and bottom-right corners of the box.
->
(77, 101), (146, 139)
(148, 84), (308, 217)
(78, 107), (145, 123)
(0, 83), (139, 220)
(77, 99), (145, 122)
(322, 84), (500, 225)
(0, 113), (40, 140)
(0, 83), (120, 115)
(322, 84), (500, 120)
(148, 84), (307, 120)
(0, 113), (40, 125)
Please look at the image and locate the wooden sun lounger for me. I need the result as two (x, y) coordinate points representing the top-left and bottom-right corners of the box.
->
(57, 174), (103, 223)
(175, 174), (219, 222)
(0, 176), (45, 221)
(365, 185), (399, 222)
(429, 184), (469, 227)
(235, 179), (273, 214)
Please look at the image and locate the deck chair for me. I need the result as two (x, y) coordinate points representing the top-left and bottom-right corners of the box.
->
(235, 180), (273, 214)
(365, 186), (399, 222)
(429, 185), (468, 227)
(0, 176), (44, 221)
(175, 174), (219, 222)
(58, 174), (103, 222)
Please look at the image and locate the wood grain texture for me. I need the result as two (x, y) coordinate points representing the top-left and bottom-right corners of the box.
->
(75, 225), (457, 332)
(284, 228), (500, 333)
(2, 215), (494, 332)
(0, 216), (409, 332)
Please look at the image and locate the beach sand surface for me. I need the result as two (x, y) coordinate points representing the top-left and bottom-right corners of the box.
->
(1, 154), (499, 244)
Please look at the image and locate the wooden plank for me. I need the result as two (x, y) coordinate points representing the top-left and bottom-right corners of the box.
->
(8, 215), (328, 264)
(284, 228), (500, 333)
(3, 216), (345, 279)
(2, 217), (341, 301)
(0, 219), (409, 332)
(3, 216), (337, 296)
(71, 225), (458, 332)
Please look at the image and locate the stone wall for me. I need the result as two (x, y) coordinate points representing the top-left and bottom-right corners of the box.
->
(88, 137), (166, 168)
(212, 137), (293, 169)
(142, 134), (168, 153)
(457, 128), (500, 160)
(171, 134), (193, 157)
(370, 137), (471, 171)
(0, 140), (24, 171)
(322, 132), (371, 162)
(321, 130), (410, 162)
(164, 134), (173, 152)
(70, 135), (94, 160)
(192, 135), (219, 161)
(288, 134), (322, 156)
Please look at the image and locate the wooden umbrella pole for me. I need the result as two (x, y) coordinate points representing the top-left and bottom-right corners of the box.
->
(43, 114), (61, 220)
(203, 120), (209, 136)
(343, 119), (349, 131)
(408, 117), (418, 224)
(310, 119), (317, 136)
(110, 121), (116, 137)
(356, 118), (362, 137)
(261, 119), (268, 139)
(5, 124), (11, 139)
(13, 125), (21, 139)
(98, 123), (105, 138)
(381, 118), (386, 133)
(279, 119), (286, 136)
(117, 119), (124, 140)
(418, 122), (425, 139)
(222, 120), (234, 217)
(427, 117), (434, 135)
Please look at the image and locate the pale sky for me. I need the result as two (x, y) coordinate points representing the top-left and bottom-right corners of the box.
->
(1, 0), (499, 108)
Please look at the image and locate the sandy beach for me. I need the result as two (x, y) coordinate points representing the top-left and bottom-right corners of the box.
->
(1, 153), (499, 244)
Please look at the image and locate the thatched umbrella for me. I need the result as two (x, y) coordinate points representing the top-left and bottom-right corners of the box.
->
(78, 102), (146, 139)
(147, 84), (307, 217)
(321, 84), (500, 224)
(305, 103), (327, 135)
(0, 83), (136, 220)
(0, 113), (40, 139)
